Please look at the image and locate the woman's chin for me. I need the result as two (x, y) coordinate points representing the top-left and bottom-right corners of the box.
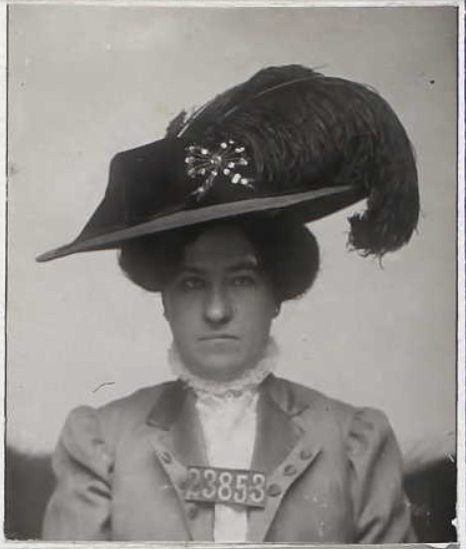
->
(190, 356), (250, 383)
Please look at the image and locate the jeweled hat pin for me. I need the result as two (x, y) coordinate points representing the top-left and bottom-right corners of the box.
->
(37, 64), (419, 262)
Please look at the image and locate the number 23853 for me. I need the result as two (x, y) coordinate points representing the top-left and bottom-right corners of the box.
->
(184, 466), (267, 508)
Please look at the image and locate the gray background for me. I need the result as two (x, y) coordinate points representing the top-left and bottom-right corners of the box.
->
(7, 4), (457, 463)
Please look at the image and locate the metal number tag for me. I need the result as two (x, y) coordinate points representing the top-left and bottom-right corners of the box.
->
(184, 466), (267, 508)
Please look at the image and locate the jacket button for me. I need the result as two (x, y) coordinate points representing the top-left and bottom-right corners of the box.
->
(267, 483), (282, 497)
(300, 448), (313, 460)
(160, 451), (172, 464)
(284, 464), (297, 476)
(186, 502), (197, 519)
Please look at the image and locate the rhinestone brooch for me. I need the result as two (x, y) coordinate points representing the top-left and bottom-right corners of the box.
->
(185, 139), (254, 200)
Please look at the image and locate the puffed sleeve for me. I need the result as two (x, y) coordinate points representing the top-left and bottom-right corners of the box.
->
(347, 408), (416, 543)
(42, 406), (113, 540)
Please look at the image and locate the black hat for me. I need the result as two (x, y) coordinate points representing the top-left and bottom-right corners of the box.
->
(37, 64), (419, 262)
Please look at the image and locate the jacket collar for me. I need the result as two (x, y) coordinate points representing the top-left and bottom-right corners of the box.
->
(146, 379), (188, 430)
(145, 374), (314, 478)
(261, 374), (311, 417)
(146, 374), (310, 431)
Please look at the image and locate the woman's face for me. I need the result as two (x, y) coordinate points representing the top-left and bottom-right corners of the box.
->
(162, 225), (278, 382)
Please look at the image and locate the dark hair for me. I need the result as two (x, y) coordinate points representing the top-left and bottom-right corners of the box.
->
(118, 215), (320, 303)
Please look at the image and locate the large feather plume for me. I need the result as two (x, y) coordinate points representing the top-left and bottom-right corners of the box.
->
(166, 65), (419, 256)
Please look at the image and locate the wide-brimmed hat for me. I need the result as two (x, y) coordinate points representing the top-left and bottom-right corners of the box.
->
(37, 64), (419, 262)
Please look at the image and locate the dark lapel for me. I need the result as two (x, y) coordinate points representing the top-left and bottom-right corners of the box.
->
(248, 375), (322, 542)
(146, 381), (213, 540)
(251, 376), (304, 474)
(146, 380), (208, 467)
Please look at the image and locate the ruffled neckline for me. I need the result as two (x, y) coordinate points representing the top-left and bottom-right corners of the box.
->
(168, 338), (278, 399)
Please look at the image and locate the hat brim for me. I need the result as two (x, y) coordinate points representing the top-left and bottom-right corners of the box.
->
(36, 185), (361, 262)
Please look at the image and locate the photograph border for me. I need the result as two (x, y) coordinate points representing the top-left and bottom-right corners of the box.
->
(0, 1), (463, 547)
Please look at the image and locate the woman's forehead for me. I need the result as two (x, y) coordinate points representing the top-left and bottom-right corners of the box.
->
(181, 225), (258, 270)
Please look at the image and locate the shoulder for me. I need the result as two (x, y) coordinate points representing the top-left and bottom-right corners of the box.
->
(268, 375), (393, 445)
(99, 381), (173, 420)
(268, 375), (355, 418)
(62, 380), (178, 454)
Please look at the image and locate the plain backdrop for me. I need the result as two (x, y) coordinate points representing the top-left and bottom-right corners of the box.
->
(6, 4), (457, 458)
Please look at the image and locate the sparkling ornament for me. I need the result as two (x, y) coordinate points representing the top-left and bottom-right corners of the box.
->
(184, 139), (254, 200)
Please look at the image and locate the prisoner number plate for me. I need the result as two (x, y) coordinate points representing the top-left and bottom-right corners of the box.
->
(184, 466), (267, 508)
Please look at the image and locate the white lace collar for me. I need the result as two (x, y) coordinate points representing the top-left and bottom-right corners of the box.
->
(168, 338), (278, 398)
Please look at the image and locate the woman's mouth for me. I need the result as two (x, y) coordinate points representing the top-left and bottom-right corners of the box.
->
(199, 334), (239, 341)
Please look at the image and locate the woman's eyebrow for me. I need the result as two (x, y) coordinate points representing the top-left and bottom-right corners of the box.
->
(177, 265), (205, 275)
(178, 257), (259, 273)
(228, 258), (259, 272)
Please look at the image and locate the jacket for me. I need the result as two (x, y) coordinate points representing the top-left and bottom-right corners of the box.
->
(42, 375), (416, 542)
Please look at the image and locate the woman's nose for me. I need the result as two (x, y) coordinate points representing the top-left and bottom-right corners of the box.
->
(203, 286), (233, 325)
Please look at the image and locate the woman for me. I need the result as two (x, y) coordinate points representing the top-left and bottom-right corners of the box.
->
(38, 64), (419, 542)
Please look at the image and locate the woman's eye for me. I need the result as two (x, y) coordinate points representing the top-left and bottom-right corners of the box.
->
(180, 277), (205, 290)
(231, 275), (256, 287)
